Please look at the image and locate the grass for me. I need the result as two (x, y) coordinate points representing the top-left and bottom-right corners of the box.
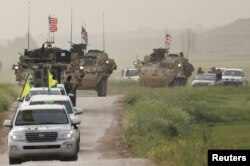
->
(109, 79), (250, 166)
(0, 83), (20, 112)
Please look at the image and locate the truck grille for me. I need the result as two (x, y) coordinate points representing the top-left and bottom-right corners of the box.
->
(25, 132), (58, 142)
(23, 145), (60, 149)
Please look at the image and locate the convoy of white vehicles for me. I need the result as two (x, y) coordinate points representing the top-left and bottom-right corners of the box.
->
(192, 68), (248, 87)
(4, 84), (84, 164)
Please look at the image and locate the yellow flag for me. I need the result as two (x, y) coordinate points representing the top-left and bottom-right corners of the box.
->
(20, 77), (32, 100)
(48, 69), (58, 89)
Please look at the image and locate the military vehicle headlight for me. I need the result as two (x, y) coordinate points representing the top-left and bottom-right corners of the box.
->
(58, 130), (74, 140)
(14, 65), (19, 70)
(9, 132), (25, 141)
(178, 63), (182, 67)
(79, 65), (84, 70)
(106, 60), (109, 64)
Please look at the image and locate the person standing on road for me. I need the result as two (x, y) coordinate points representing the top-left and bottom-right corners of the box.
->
(64, 75), (77, 106)
(64, 75), (73, 95)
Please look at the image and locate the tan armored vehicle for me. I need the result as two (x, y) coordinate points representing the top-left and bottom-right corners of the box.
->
(135, 48), (194, 87)
(13, 42), (116, 98)
(13, 43), (83, 86)
(70, 45), (117, 96)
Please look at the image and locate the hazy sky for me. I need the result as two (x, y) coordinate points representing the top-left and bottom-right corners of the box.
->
(1, 0), (250, 40)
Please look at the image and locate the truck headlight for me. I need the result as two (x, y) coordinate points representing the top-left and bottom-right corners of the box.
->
(178, 63), (182, 67)
(79, 65), (84, 70)
(9, 132), (25, 141)
(58, 130), (74, 140)
(15, 66), (19, 70)
(106, 60), (109, 64)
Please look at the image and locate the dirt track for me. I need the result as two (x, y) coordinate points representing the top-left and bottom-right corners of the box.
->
(0, 95), (155, 166)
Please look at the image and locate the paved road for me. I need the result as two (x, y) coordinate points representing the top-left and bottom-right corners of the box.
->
(0, 95), (155, 166)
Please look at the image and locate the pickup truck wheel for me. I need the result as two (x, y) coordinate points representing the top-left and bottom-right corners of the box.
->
(9, 157), (21, 165)
(64, 150), (78, 161)
(77, 139), (80, 152)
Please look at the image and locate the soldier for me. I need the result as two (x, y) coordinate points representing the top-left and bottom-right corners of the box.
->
(64, 75), (73, 95)
(197, 67), (204, 75)
(216, 69), (222, 80)
(64, 75), (77, 106)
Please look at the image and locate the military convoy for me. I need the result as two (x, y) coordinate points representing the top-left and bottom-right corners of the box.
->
(12, 42), (117, 97)
(134, 48), (194, 87)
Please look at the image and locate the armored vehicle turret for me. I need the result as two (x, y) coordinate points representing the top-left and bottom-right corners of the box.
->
(135, 48), (194, 87)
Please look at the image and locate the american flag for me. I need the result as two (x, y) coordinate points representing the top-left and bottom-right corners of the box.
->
(49, 16), (58, 32)
(81, 26), (88, 44)
(165, 33), (172, 45)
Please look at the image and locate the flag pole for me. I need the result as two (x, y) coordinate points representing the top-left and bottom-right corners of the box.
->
(15, 72), (31, 114)
(48, 15), (51, 45)
(81, 20), (83, 44)
(19, 72), (31, 99)
(85, 22), (87, 47)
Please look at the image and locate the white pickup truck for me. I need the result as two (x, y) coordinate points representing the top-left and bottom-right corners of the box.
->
(121, 68), (139, 81)
(222, 68), (248, 86)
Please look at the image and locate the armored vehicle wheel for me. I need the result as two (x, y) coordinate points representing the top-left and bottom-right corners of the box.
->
(97, 79), (107, 97)
(172, 78), (187, 86)
(9, 157), (21, 165)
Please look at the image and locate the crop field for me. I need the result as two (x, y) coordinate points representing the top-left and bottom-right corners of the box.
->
(108, 77), (250, 166)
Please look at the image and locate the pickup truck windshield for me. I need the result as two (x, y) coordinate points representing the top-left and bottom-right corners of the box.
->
(30, 101), (73, 114)
(15, 109), (69, 125)
(223, 70), (242, 77)
(25, 90), (60, 101)
(196, 74), (216, 81)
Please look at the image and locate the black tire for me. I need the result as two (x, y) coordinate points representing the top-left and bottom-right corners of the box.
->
(9, 157), (21, 165)
(97, 79), (107, 97)
(77, 137), (80, 152)
(64, 150), (78, 161)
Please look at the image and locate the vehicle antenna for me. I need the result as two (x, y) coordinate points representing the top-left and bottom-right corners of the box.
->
(187, 27), (191, 60)
(70, 4), (73, 48)
(27, 0), (31, 50)
(103, 11), (105, 52)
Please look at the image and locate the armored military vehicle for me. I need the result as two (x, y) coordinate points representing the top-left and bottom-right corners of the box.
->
(12, 42), (85, 106)
(135, 48), (194, 87)
(13, 42), (117, 98)
(70, 45), (117, 97)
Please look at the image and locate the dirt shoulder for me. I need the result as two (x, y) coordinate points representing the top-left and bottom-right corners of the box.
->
(97, 95), (130, 158)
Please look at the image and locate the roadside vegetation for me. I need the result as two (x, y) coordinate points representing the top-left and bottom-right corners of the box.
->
(0, 84), (20, 112)
(108, 79), (250, 166)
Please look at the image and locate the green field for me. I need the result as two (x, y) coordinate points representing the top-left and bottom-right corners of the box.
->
(0, 84), (20, 112)
(108, 79), (250, 166)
